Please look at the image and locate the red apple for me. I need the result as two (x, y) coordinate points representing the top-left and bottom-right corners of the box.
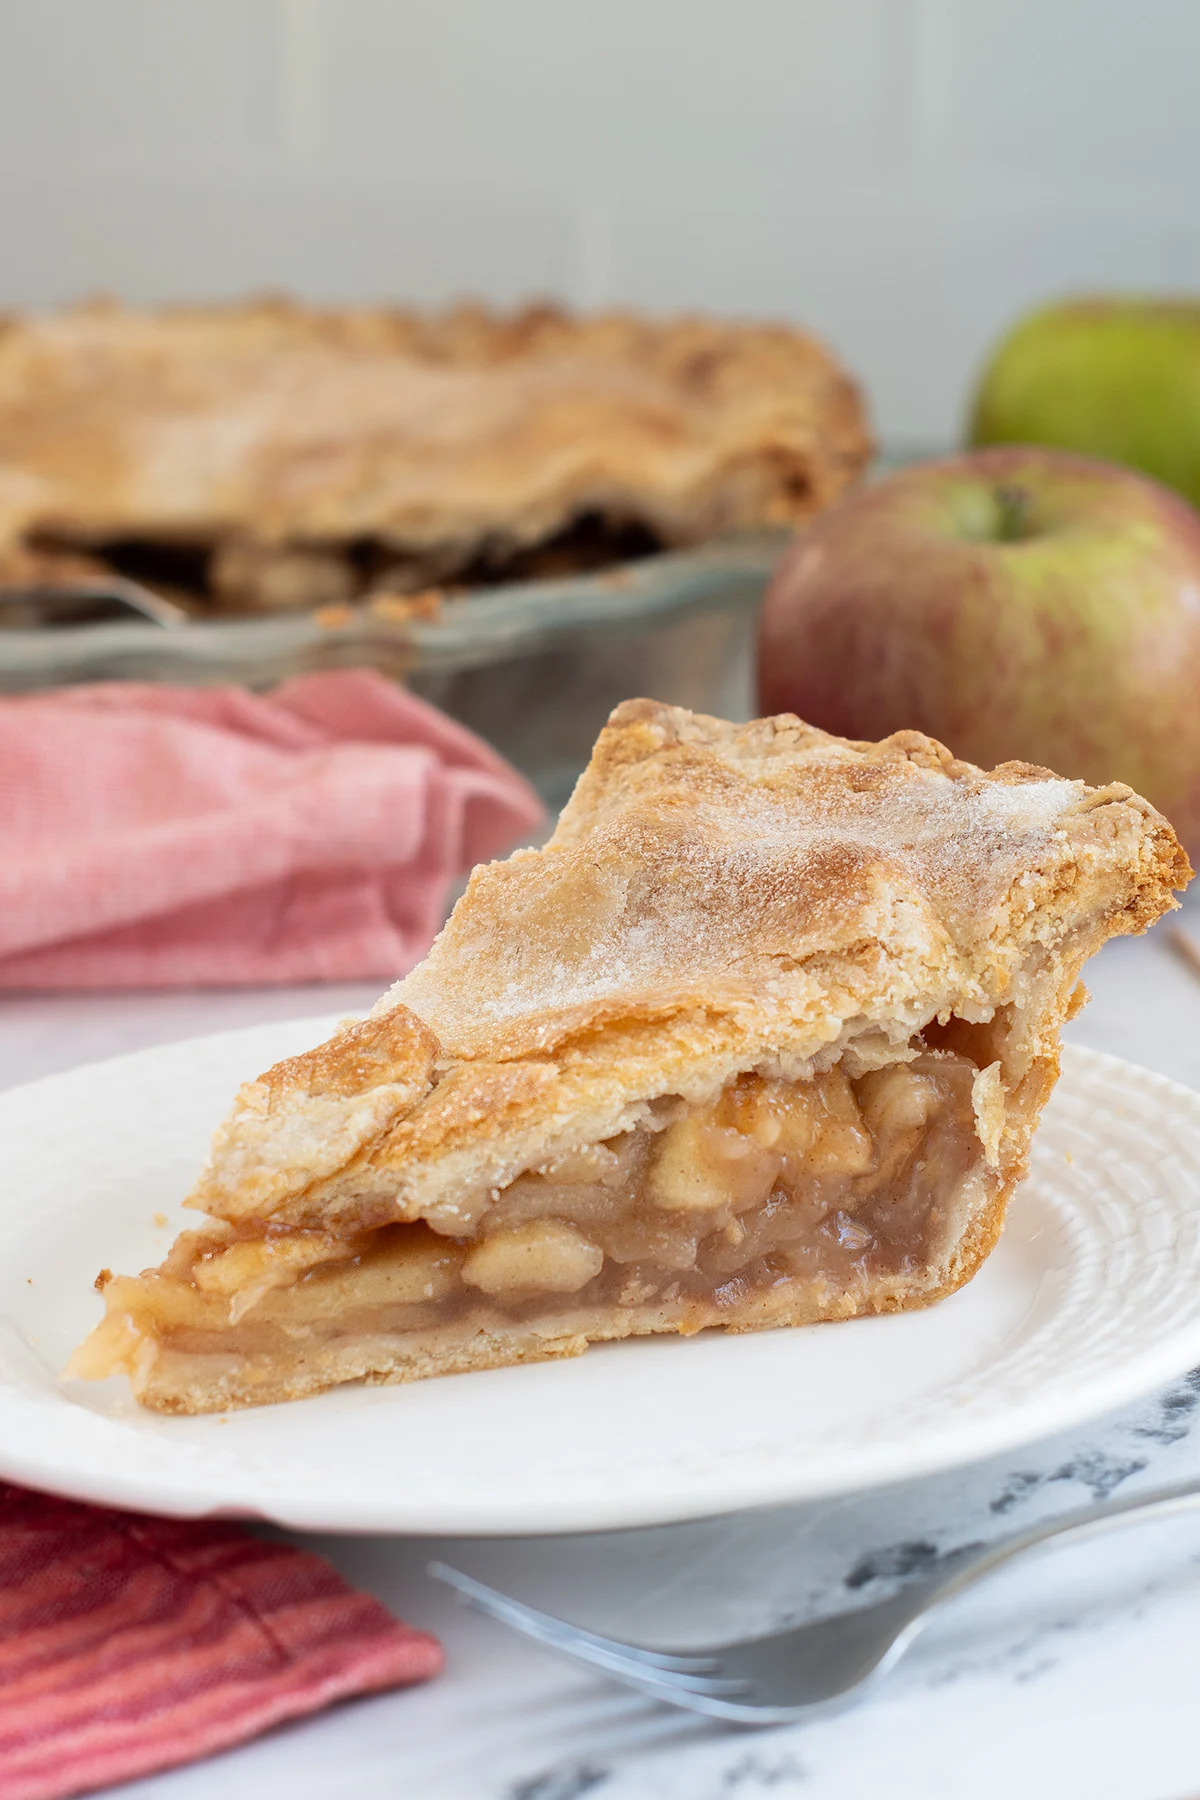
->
(758, 446), (1200, 852)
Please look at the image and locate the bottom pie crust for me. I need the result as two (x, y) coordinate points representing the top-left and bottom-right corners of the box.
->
(70, 1035), (1031, 1413)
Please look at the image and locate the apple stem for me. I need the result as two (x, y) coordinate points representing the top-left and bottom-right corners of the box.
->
(994, 483), (1032, 542)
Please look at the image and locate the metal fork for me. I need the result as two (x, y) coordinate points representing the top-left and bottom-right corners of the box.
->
(0, 578), (189, 629)
(430, 1473), (1200, 1725)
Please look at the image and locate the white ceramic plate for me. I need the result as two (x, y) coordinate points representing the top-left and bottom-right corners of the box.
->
(2, 1022), (1200, 1536)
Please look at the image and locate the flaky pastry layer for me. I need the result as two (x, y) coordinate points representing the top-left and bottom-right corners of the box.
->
(0, 301), (870, 609)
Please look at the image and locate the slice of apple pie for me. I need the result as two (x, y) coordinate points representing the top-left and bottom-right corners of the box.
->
(71, 701), (1190, 1411)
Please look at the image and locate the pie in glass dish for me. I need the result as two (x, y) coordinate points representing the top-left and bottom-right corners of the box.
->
(0, 301), (869, 613)
(71, 701), (1190, 1411)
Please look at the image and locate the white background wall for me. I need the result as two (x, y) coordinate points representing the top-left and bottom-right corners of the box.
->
(1, 0), (1197, 448)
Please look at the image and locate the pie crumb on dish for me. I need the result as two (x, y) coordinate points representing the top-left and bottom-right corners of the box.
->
(70, 700), (1191, 1411)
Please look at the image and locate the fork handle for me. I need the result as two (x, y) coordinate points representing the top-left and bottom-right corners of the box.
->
(928, 1470), (1200, 1611)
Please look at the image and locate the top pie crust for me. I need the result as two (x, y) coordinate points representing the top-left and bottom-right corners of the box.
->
(0, 301), (870, 608)
(73, 702), (1190, 1410)
(192, 700), (1189, 1234)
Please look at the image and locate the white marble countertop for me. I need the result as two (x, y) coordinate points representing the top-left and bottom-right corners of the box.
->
(5, 900), (1200, 1800)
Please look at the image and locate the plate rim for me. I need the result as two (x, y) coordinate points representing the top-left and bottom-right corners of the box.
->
(1, 1026), (1199, 1535)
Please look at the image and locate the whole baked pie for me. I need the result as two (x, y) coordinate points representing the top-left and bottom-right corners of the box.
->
(0, 301), (869, 614)
(71, 701), (1189, 1411)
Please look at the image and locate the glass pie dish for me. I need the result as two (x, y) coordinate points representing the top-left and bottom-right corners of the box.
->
(0, 533), (784, 807)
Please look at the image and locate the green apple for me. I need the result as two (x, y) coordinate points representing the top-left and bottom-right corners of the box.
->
(969, 298), (1200, 507)
(757, 447), (1200, 852)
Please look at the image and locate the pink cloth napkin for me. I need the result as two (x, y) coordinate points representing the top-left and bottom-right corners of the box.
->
(0, 1482), (442, 1800)
(0, 671), (544, 988)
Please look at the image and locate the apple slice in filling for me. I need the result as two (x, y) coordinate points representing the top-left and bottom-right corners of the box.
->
(70, 1047), (998, 1411)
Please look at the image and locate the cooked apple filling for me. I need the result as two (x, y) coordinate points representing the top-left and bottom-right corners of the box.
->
(76, 1048), (992, 1397)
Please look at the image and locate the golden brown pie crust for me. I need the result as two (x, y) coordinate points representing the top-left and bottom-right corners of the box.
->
(0, 301), (871, 611)
(71, 702), (1190, 1410)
